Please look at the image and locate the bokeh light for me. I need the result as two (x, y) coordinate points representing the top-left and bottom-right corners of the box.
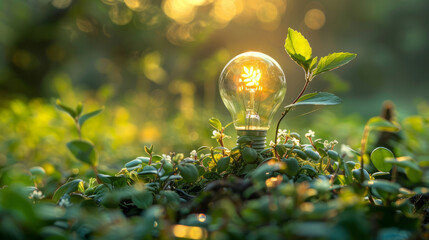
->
(304, 8), (326, 30)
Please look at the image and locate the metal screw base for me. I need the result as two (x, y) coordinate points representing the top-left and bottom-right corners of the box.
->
(237, 129), (267, 152)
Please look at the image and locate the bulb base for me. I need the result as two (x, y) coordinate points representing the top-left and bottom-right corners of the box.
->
(237, 129), (267, 152)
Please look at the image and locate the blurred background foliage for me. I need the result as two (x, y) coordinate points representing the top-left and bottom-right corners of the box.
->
(0, 0), (428, 169)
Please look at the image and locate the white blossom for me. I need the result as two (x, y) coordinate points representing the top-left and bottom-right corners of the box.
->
(324, 140), (330, 149)
(291, 137), (300, 146)
(190, 150), (197, 158)
(269, 141), (276, 147)
(29, 189), (44, 200)
(278, 129), (288, 138)
(59, 197), (72, 208)
(305, 130), (315, 138)
(330, 140), (339, 147)
(211, 130), (221, 139)
(162, 154), (172, 162)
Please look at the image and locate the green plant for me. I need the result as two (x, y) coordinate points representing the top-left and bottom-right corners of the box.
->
(0, 29), (427, 240)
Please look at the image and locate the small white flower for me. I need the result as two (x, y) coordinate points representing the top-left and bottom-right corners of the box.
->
(305, 130), (315, 138)
(190, 150), (197, 158)
(324, 140), (330, 149)
(58, 197), (72, 208)
(162, 154), (172, 162)
(269, 141), (276, 147)
(330, 140), (339, 147)
(29, 189), (44, 200)
(291, 137), (300, 146)
(211, 130), (221, 139)
(278, 129), (288, 138)
(341, 144), (355, 158)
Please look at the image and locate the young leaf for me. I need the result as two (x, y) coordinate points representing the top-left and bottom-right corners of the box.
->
(313, 52), (356, 76)
(285, 92), (342, 109)
(56, 99), (77, 119)
(144, 145), (153, 155)
(66, 140), (98, 166)
(78, 108), (103, 128)
(370, 147), (393, 172)
(285, 28), (312, 71)
(53, 179), (84, 202)
(76, 102), (83, 117)
(366, 117), (400, 132)
(209, 117), (222, 131)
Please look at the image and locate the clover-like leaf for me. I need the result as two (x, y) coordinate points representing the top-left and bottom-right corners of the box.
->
(313, 52), (356, 76)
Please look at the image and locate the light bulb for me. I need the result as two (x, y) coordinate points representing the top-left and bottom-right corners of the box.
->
(219, 52), (287, 151)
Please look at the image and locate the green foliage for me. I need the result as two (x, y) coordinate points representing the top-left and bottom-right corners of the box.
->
(66, 140), (98, 166)
(371, 147), (394, 172)
(284, 28), (356, 80)
(285, 92), (342, 109)
(1, 28), (428, 240)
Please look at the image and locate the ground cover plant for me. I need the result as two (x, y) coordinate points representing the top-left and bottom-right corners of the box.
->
(0, 28), (428, 240)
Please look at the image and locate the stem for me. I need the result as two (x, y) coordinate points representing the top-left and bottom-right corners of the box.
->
(274, 80), (310, 142)
(75, 120), (82, 140)
(219, 128), (225, 156)
(391, 165), (397, 182)
(92, 165), (101, 184)
(360, 124), (371, 183)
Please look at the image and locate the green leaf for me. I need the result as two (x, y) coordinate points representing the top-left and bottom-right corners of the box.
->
(385, 157), (423, 183)
(76, 102), (83, 116)
(327, 150), (340, 161)
(366, 117), (400, 132)
(125, 159), (143, 168)
(285, 92), (342, 109)
(281, 158), (300, 177)
(178, 163), (199, 183)
(300, 165), (318, 177)
(131, 189), (153, 209)
(152, 155), (163, 163)
(78, 108), (103, 128)
(285, 28), (312, 71)
(242, 147), (258, 163)
(309, 57), (318, 72)
(217, 156), (230, 173)
(53, 179), (84, 202)
(56, 99), (77, 119)
(66, 140), (98, 166)
(209, 117), (222, 131)
(304, 149), (320, 160)
(313, 52), (356, 75)
(138, 166), (158, 175)
(370, 147), (393, 172)
(144, 145), (153, 155)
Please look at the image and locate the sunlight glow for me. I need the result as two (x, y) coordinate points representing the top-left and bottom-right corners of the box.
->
(238, 66), (262, 92)
(173, 224), (207, 239)
(198, 213), (207, 222)
(304, 8), (326, 30)
(265, 175), (283, 188)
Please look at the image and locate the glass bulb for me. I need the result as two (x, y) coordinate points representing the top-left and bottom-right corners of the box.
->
(219, 52), (286, 150)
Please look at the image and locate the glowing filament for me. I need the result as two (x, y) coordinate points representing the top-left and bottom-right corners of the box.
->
(238, 66), (262, 92)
